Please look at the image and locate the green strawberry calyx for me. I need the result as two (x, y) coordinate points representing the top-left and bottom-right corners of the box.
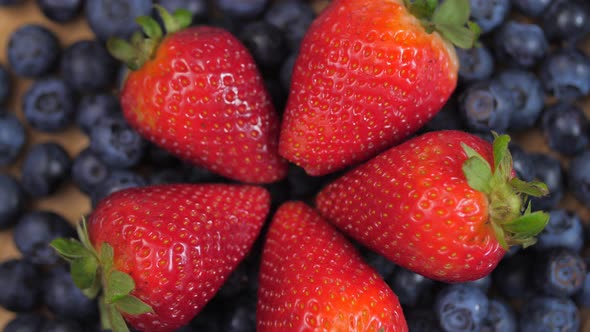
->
(107, 5), (192, 70)
(50, 219), (152, 332)
(402, 0), (481, 49)
(461, 133), (550, 250)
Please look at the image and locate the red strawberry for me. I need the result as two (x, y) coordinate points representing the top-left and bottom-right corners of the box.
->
(279, 0), (480, 176)
(257, 201), (408, 331)
(316, 130), (549, 282)
(109, 7), (287, 183)
(51, 184), (270, 332)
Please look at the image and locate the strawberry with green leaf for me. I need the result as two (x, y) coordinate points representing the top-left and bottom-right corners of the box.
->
(316, 130), (549, 282)
(279, 0), (480, 176)
(51, 184), (270, 332)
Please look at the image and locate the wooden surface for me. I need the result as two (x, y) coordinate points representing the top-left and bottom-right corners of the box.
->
(0, 1), (589, 330)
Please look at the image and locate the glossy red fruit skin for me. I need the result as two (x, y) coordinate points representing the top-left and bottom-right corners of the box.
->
(316, 130), (506, 283)
(120, 26), (287, 184)
(258, 201), (408, 332)
(279, 0), (459, 176)
(88, 184), (270, 332)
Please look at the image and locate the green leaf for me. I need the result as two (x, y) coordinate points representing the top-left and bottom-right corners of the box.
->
(172, 9), (193, 30)
(407, 0), (438, 20)
(82, 276), (102, 299)
(114, 295), (154, 315)
(509, 178), (549, 197)
(71, 256), (99, 291)
(491, 222), (509, 251)
(432, 0), (470, 27)
(100, 243), (114, 273)
(107, 303), (130, 332)
(135, 16), (162, 40)
(50, 238), (92, 260)
(99, 297), (112, 331)
(491, 133), (510, 173)
(105, 270), (136, 303)
(461, 143), (485, 160)
(434, 23), (478, 49)
(503, 211), (550, 238)
(463, 157), (493, 193)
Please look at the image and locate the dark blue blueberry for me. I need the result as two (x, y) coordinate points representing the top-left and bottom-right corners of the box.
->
(238, 21), (286, 70)
(279, 52), (297, 92)
(540, 48), (590, 102)
(216, 254), (259, 300)
(214, 0), (268, 19)
(567, 150), (590, 207)
(91, 169), (147, 206)
(0, 259), (42, 312)
(0, 174), (26, 230)
(4, 313), (48, 332)
(21, 142), (71, 198)
(359, 247), (396, 279)
(512, 0), (551, 17)
(462, 274), (492, 293)
(265, 78), (288, 112)
(90, 115), (146, 168)
(76, 93), (121, 135)
(263, 179), (290, 209)
(509, 144), (535, 182)
(155, 0), (208, 25)
(493, 21), (548, 68)
(492, 251), (534, 300)
(497, 69), (544, 131)
(264, 0), (315, 51)
(37, 0), (83, 22)
(0, 63), (11, 105)
(287, 164), (326, 201)
(22, 77), (76, 133)
(145, 143), (181, 167)
(456, 45), (494, 83)
(387, 267), (435, 307)
(520, 296), (579, 332)
(469, 0), (510, 34)
(223, 297), (257, 332)
(542, 0), (590, 45)
(0, 0), (24, 5)
(423, 98), (465, 132)
(13, 210), (76, 266)
(0, 112), (26, 166)
(459, 79), (514, 133)
(480, 299), (517, 332)
(541, 102), (590, 156)
(189, 301), (223, 331)
(61, 40), (118, 93)
(536, 209), (584, 253)
(529, 153), (564, 211)
(43, 264), (99, 322)
(575, 270), (590, 307)
(534, 248), (586, 297)
(7, 24), (60, 78)
(149, 167), (186, 185)
(72, 148), (111, 195)
(43, 319), (84, 332)
(183, 163), (224, 183)
(86, 0), (153, 41)
(435, 284), (489, 332)
(405, 307), (443, 332)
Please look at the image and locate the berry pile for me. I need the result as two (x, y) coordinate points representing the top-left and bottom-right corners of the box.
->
(0, 0), (588, 331)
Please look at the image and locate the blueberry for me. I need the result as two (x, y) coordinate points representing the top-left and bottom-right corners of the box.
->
(264, 0), (315, 51)
(183, 163), (224, 183)
(540, 48), (590, 102)
(567, 150), (590, 207)
(189, 301), (223, 331)
(36, 0), (83, 23)
(223, 297), (257, 332)
(542, 0), (590, 45)
(7, 24), (60, 78)
(480, 299), (517, 332)
(279, 52), (297, 92)
(0, 0), (24, 4)
(512, 0), (551, 17)
(61, 40), (118, 93)
(458, 79), (514, 133)
(509, 144), (535, 182)
(575, 270), (590, 307)
(22, 77), (76, 133)
(496, 69), (544, 131)
(469, 0), (511, 34)
(20, 142), (72, 198)
(237, 21), (286, 70)
(91, 169), (147, 206)
(534, 248), (586, 297)
(462, 274), (492, 293)
(423, 98), (465, 132)
(4, 313), (48, 332)
(13, 210), (76, 266)
(76, 93), (121, 135)
(86, 0), (153, 41)
(405, 307), (443, 332)
(492, 251), (534, 300)
(43, 264), (99, 322)
(71, 148), (112, 195)
(144, 142), (181, 167)
(214, 0), (268, 19)
(90, 115), (145, 168)
(536, 209), (584, 253)
(0, 259), (42, 312)
(0, 112), (26, 166)
(435, 284), (489, 332)
(43, 319), (85, 332)
(155, 0), (208, 25)
(359, 247), (397, 279)
(265, 78), (288, 112)
(519, 296), (579, 332)
(541, 102), (589, 156)
(148, 167), (187, 185)
(287, 164), (325, 201)
(216, 255), (259, 300)
(0, 174), (26, 230)
(387, 267), (435, 307)
(529, 153), (564, 211)
(0, 63), (11, 105)
(493, 21), (548, 68)
(456, 45), (495, 82)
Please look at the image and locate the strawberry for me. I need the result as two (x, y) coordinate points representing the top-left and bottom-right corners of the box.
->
(51, 184), (270, 332)
(316, 130), (550, 282)
(279, 0), (480, 176)
(108, 7), (287, 183)
(257, 201), (408, 331)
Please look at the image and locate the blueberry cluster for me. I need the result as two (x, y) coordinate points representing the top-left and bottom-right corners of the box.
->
(0, 0), (588, 331)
